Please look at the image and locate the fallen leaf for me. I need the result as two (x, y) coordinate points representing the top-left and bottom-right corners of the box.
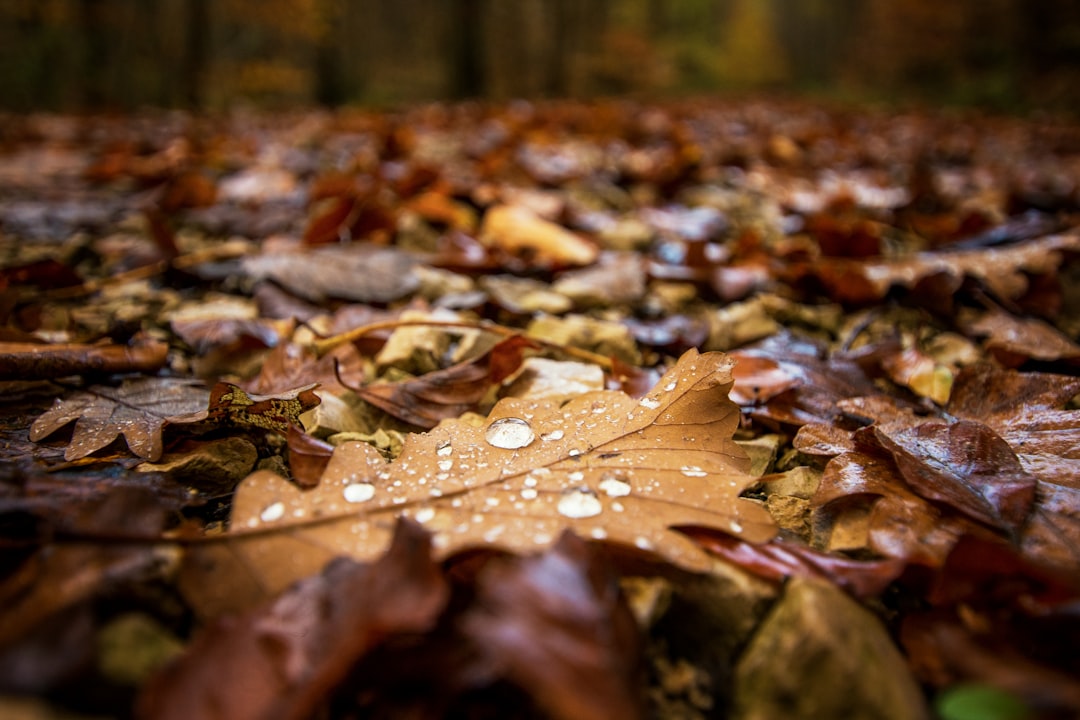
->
(462, 530), (645, 720)
(139, 520), (448, 720)
(947, 366), (1080, 571)
(480, 204), (599, 266)
(241, 243), (419, 303)
(684, 529), (906, 599)
(871, 420), (1037, 535)
(286, 423), (334, 488)
(812, 443), (987, 567)
(29, 377), (210, 461)
(802, 232), (1080, 305)
(354, 335), (534, 429)
(199, 381), (322, 433)
(965, 307), (1080, 366)
(192, 349), (776, 606)
(0, 335), (168, 381)
(728, 332), (879, 427)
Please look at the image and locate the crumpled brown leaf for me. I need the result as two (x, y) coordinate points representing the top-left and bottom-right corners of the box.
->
(188, 349), (776, 609)
(800, 232), (1080, 305)
(462, 530), (644, 720)
(947, 366), (1080, 571)
(354, 335), (534, 429)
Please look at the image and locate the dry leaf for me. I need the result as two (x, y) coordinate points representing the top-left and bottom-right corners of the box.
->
(480, 204), (599, 266)
(194, 349), (776, 606)
(354, 335), (534, 429)
(241, 244), (419, 303)
(29, 377), (210, 461)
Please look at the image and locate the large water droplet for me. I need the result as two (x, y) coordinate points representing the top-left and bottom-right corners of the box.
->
(680, 465), (707, 477)
(541, 429), (564, 442)
(343, 482), (376, 503)
(436, 440), (453, 457)
(414, 507), (436, 523)
(730, 519), (743, 533)
(521, 487), (539, 500)
(485, 417), (535, 449)
(437, 459), (453, 472)
(557, 487), (603, 518)
(640, 397), (660, 409)
(599, 472), (632, 497)
(260, 501), (285, 522)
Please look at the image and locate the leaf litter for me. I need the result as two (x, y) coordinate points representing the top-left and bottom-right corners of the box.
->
(2, 99), (1080, 718)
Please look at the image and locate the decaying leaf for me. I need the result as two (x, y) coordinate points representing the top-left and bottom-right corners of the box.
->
(354, 335), (534, 429)
(198, 382), (321, 433)
(29, 377), (210, 461)
(191, 349), (776, 605)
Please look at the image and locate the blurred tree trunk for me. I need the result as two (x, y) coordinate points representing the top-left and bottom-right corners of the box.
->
(79, 0), (109, 109)
(183, 0), (209, 108)
(314, 0), (344, 106)
(452, 0), (485, 98)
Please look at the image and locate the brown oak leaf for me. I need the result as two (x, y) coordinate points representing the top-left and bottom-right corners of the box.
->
(29, 377), (210, 461)
(30, 379), (321, 462)
(187, 349), (776, 609)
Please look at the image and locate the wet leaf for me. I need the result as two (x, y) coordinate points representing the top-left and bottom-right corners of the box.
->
(871, 420), (1037, 535)
(196, 349), (776, 604)
(462, 531), (644, 720)
(140, 520), (448, 720)
(29, 377), (210, 461)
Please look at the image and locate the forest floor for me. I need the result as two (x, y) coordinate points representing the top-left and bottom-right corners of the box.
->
(0, 97), (1078, 719)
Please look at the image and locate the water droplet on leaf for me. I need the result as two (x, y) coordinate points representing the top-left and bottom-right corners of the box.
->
(599, 472), (632, 497)
(260, 501), (285, 522)
(484, 417), (536, 449)
(557, 487), (603, 518)
(343, 482), (376, 503)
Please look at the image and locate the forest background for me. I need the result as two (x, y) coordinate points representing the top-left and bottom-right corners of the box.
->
(2, 0), (1079, 113)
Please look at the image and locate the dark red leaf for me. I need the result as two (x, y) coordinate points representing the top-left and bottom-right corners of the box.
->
(138, 520), (448, 720)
